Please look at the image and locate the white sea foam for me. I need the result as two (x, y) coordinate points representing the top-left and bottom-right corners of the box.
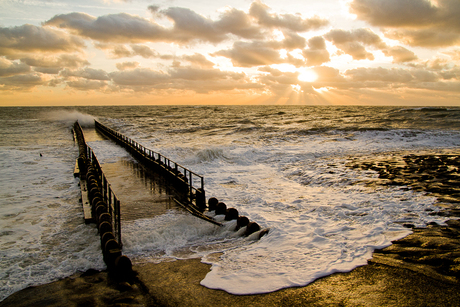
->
(0, 114), (104, 301)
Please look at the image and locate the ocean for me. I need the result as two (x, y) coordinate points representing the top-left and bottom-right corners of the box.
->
(1, 105), (459, 300)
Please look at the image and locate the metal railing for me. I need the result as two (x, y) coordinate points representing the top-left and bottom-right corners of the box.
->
(94, 120), (205, 208)
(87, 145), (122, 247)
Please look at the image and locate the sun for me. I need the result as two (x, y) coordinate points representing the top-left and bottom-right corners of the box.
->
(298, 69), (318, 82)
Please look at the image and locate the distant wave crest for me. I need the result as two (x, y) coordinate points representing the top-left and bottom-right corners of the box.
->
(195, 147), (231, 163)
(44, 110), (96, 127)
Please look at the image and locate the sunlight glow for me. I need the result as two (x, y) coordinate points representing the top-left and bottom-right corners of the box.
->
(273, 29), (285, 41)
(271, 63), (297, 72)
(291, 84), (302, 92)
(279, 49), (288, 59)
(290, 49), (304, 60)
(313, 86), (333, 93)
(298, 69), (318, 82)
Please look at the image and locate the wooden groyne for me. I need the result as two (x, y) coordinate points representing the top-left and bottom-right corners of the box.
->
(94, 120), (269, 238)
(73, 121), (133, 278)
(95, 120), (206, 211)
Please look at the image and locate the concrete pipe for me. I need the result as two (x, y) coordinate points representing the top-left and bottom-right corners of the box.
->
(225, 208), (239, 221)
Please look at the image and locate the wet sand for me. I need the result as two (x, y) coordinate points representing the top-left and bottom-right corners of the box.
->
(2, 152), (460, 306)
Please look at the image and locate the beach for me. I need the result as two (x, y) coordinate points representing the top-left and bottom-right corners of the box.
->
(2, 151), (460, 306)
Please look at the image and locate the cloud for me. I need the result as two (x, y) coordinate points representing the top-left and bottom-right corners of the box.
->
(116, 61), (139, 70)
(66, 79), (107, 90)
(131, 45), (157, 58)
(170, 66), (244, 81)
(383, 29), (460, 48)
(109, 65), (257, 94)
(214, 7), (264, 39)
(213, 30), (311, 68)
(60, 67), (110, 80)
(249, 1), (329, 32)
(345, 66), (448, 91)
(182, 53), (214, 68)
(324, 28), (386, 60)
(161, 7), (228, 43)
(95, 43), (158, 59)
(214, 41), (285, 67)
(110, 68), (169, 86)
(20, 54), (90, 70)
(349, 0), (460, 47)
(381, 46), (417, 63)
(44, 2), (328, 46)
(345, 67), (414, 83)
(0, 73), (46, 90)
(0, 58), (30, 77)
(0, 24), (85, 56)
(349, 0), (438, 27)
(303, 36), (330, 66)
(323, 28), (418, 63)
(45, 12), (170, 43)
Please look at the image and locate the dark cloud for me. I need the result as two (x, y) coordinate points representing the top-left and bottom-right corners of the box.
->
(161, 7), (228, 43)
(45, 12), (170, 43)
(0, 73), (45, 90)
(131, 45), (157, 58)
(0, 59), (30, 77)
(20, 54), (90, 69)
(44, 3), (328, 46)
(214, 8), (264, 39)
(60, 67), (110, 80)
(66, 79), (107, 90)
(349, 0), (438, 27)
(383, 29), (460, 48)
(110, 45), (133, 58)
(249, 1), (328, 32)
(0, 24), (85, 56)
(147, 5), (160, 14)
(349, 0), (460, 47)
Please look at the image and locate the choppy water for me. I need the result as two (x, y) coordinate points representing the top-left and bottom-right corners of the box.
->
(1, 105), (460, 299)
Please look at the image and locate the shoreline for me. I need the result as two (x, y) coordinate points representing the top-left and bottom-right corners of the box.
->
(2, 151), (460, 306)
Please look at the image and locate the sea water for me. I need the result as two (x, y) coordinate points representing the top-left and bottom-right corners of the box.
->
(1, 106), (459, 300)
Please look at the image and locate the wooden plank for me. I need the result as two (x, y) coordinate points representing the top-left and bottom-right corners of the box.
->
(80, 179), (94, 224)
(74, 159), (80, 177)
(173, 198), (222, 226)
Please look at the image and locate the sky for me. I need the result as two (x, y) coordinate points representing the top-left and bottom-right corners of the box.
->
(0, 0), (459, 106)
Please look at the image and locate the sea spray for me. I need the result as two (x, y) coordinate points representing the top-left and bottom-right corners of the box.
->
(44, 110), (96, 127)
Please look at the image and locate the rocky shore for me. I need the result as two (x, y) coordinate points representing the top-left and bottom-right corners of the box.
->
(2, 152), (460, 307)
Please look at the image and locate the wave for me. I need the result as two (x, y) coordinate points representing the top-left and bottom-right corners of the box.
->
(44, 110), (96, 127)
(194, 147), (232, 163)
